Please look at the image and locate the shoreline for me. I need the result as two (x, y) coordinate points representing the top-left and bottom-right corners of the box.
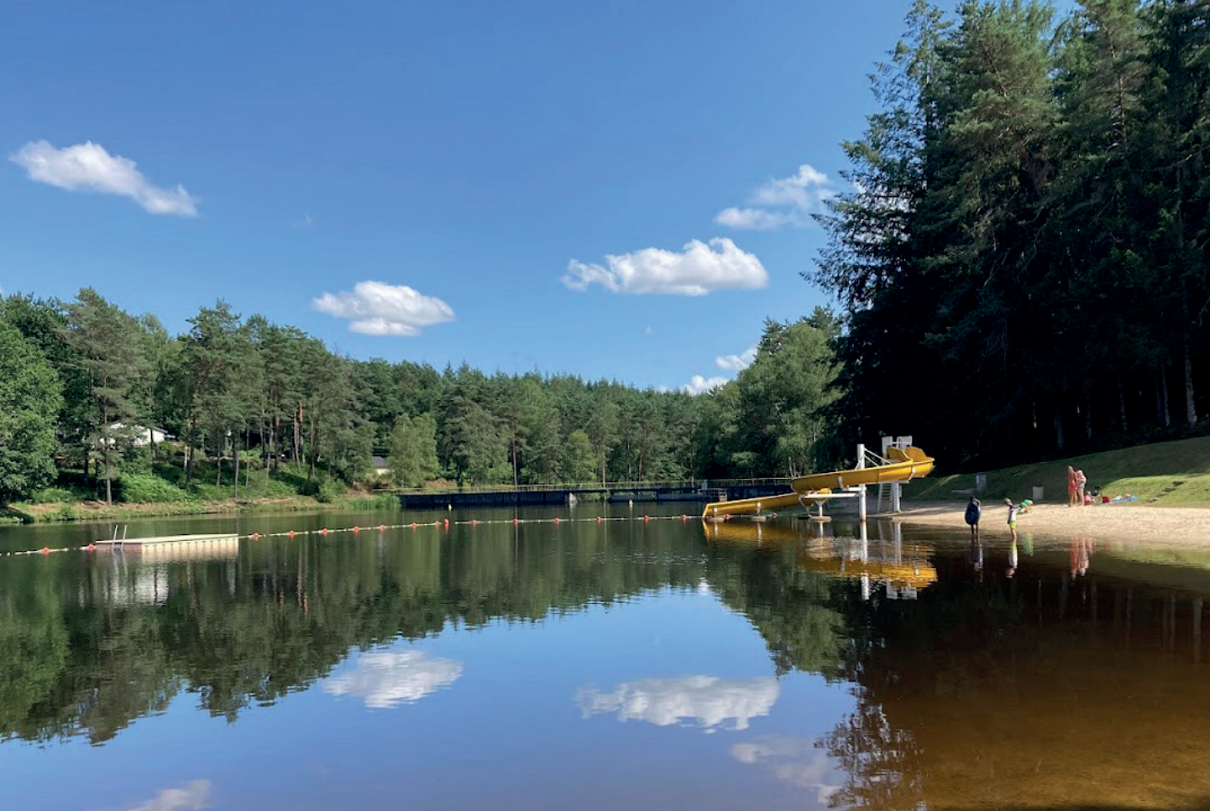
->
(895, 500), (1210, 548)
(2, 493), (399, 524)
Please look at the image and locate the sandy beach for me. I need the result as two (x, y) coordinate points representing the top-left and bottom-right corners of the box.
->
(896, 501), (1210, 547)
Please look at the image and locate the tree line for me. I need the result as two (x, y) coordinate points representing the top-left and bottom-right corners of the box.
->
(815, 0), (1210, 468)
(0, 289), (841, 505)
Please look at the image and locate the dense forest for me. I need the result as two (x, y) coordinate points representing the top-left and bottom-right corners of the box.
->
(0, 289), (840, 506)
(817, 0), (1210, 467)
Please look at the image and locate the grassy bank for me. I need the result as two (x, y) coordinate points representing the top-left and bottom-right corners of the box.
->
(1, 492), (400, 524)
(1, 458), (401, 524)
(911, 435), (1210, 506)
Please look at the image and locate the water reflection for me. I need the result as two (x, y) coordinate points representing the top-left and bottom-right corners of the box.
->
(730, 736), (843, 805)
(575, 675), (779, 731)
(323, 650), (463, 709)
(100, 780), (212, 811)
(4, 511), (1210, 810)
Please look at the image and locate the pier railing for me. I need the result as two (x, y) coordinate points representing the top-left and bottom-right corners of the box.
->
(390, 477), (792, 495)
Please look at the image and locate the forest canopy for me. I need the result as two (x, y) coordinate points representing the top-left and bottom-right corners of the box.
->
(0, 291), (840, 505)
(815, 0), (1210, 467)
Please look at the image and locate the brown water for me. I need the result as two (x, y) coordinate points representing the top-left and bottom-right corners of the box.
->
(1, 507), (1209, 810)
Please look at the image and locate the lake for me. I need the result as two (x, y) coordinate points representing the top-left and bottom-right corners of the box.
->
(2, 505), (1210, 811)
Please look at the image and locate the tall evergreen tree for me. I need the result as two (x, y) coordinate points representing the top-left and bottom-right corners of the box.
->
(62, 289), (149, 504)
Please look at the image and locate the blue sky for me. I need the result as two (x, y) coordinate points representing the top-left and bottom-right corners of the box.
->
(1, 0), (921, 392)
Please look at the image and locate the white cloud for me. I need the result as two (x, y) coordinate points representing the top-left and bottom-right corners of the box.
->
(714, 207), (798, 231)
(563, 238), (767, 296)
(313, 281), (455, 336)
(715, 163), (836, 231)
(292, 213), (315, 230)
(95, 780), (212, 811)
(681, 375), (729, 395)
(575, 675), (779, 732)
(731, 736), (843, 805)
(10, 140), (198, 216)
(716, 346), (757, 371)
(323, 650), (463, 708)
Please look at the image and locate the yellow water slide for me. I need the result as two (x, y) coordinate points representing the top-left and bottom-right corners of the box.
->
(702, 446), (934, 518)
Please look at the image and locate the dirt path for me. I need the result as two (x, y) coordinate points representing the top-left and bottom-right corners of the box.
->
(898, 501), (1210, 547)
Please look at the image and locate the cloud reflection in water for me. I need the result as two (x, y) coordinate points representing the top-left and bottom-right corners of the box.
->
(575, 675), (779, 732)
(731, 736), (842, 805)
(323, 650), (463, 709)
(96, 779), (212, 811)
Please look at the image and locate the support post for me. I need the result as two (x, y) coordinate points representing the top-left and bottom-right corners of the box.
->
(856, 444), (867, 521)
(891, 482), (901, 513)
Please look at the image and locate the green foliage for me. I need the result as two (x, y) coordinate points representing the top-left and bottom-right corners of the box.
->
(695, 314), (841, 478)
(27, 487), (81, 504)
(2, 286), (850, 503)
(815, 0), (1210, 467)
(563, 430), (596, 482)
(0, 319), (62, 505)
(389, 414), (439, 487)
(116, 473), (190, 503)
(62, 288), (150, 505)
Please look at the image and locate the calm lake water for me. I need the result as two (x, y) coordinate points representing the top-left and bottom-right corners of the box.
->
(3, 505), (1210, 811)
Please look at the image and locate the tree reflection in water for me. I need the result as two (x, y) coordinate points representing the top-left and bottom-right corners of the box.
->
(3, 516), (1210, 810)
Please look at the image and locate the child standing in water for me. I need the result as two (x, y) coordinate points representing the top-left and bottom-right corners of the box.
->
(1005, 498), (1020, 543)
(964, 496), (982, 540)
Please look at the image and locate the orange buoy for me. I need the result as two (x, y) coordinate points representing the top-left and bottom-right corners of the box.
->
(41, 547), (49, 555)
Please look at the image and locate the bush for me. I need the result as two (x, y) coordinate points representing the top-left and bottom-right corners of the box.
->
(299, 475), (343, 503)
(117, 473), (190, 503)
(29, 487), (80, 504)
(314, 479), (342, 503)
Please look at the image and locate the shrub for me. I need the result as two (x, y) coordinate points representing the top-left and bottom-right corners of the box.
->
(315, 479), (342, 503)
(117, 473), (190, 503)
(29, 487), (79, 504)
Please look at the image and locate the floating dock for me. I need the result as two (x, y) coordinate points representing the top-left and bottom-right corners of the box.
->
(94, 533), (239, 549)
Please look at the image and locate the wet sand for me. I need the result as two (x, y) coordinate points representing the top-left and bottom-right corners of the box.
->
(898, 501), (1210, 547)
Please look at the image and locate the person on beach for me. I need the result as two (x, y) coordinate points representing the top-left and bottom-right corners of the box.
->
(964, 496), (982, 540)
(1075, 470), (1087, 506)
(1067, 466), (1078, 507)
(1005, 498), (1020, 543)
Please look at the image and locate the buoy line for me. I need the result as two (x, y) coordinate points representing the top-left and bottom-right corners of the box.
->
(0, 512), (722, 559)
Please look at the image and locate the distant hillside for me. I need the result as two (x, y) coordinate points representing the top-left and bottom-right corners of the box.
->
(909, 436), (1210, 507)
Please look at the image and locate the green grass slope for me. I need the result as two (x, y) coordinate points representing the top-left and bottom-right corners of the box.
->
(909, 435), (1210, 506)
